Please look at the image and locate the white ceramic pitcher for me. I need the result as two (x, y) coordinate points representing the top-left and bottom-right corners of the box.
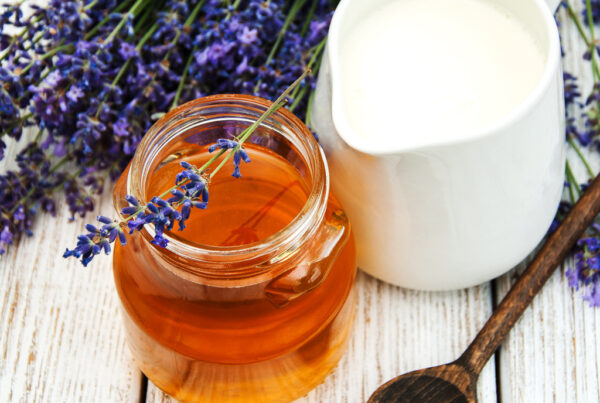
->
(311, 0), (565, 290)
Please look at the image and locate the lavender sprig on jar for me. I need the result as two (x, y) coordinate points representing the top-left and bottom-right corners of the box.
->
(63, 70), (308, 266)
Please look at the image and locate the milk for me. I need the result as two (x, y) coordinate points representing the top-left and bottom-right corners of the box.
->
(340, 0), (546, 149)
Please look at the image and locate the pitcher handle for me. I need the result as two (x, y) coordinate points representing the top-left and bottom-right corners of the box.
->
(264, 209), (351, 307)
(545, 0), (561, 13)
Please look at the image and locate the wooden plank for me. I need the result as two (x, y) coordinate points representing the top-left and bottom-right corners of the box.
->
(496, 262), (600, 403)
(494, 6), (600, 403)
(0, 190), (143, 402)
(146, 272), (497, 402)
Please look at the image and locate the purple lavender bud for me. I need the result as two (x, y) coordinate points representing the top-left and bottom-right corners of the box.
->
(127, 216), (146, 234)
(239, 148), (251, 163)
(192, 201), (207, 209)
(101, 240), (111, 254)
(85, 224), (98, 233)
(151, 233), (169, 248)
(121, 206), (139, 216)
(14, 205), (25, 221)
(217, 138), (238, 149)
(583, 283), (600, 307)
(0, 227), (12, 244)
(97, 216), (113, 224)
(125, 195), (139, 206)
(117, 231), (127, 245)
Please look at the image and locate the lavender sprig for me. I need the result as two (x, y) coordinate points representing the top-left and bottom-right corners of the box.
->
(559, 0), (600, 306)
(64, 70), (309, 266)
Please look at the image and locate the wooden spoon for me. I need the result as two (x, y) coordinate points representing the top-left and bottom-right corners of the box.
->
(369, 173), (600, 403)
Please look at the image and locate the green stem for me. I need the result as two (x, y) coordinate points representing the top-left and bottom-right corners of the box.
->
(136, 23), (158, 50)
(566, 160), (582, 196)
(49, 155), (71, 175)
(185, 0), (206, 26)
(565, 167), (577, 204)
(307, 36), (327, 69)
(33, 129), (43, 143)
(304, 86), (316, 126)
(568, 136), (595, 178)
(85, 0), (135, 39)
(95, 59), (132, 118)
(567, 1), (591, 46)
(226, 0), (241, 21)
(1, 112), (33, 138)
(0, 14), (43, 62)
(16, 67), (58, 104)
(84, 0), (99, 11)
(9, 154), (72, 214)
(19, 42), (73, 76)
(95, 21), (158, 117)
(254, 0), (308, 93)
(212, 69), (310, 179)
(265, 0), (308, 65)
(300, 0), (319, 37)
(104, 0), (147, 43)
(133, 5), (155, 34)
(170, 47), (197, 110)
(23, 29), (46, 52)
(289, 85), (307, 112)
(566, 0), (600, 80)
(586, 0), (595, 40)
(585, 0), (600, 81)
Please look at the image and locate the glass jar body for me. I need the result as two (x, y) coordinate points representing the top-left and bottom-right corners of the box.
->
(111, 95), (357, 402)
(113, 192), (355, 402)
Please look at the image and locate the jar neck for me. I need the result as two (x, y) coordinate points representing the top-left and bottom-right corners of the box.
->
(124, 95), (330, 279)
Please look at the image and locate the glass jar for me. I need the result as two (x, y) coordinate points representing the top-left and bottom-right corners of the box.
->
(112, 95), (357, 402)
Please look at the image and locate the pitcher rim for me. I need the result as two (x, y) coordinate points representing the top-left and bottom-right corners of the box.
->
(326, 0), (563, 155)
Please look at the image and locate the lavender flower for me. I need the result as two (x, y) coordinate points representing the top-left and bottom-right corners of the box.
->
(564, 72), (581, 107)
(567, 236), (600, 306)
(582, 0), (600, 25)
(0, 0), (333, 258)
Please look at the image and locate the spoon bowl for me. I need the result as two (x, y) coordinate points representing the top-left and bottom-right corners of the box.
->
(368, 362), (475, 403)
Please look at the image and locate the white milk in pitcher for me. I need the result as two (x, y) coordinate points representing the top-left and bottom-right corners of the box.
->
(340, 0), (546, 149)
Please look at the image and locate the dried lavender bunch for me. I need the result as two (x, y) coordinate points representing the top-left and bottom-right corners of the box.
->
(63, 70), (308, 266)
(0, 0), (335, 255)
(557, 0), (600, 306)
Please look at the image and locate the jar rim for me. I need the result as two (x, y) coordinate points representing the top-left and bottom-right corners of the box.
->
(126, 94), (329, 272)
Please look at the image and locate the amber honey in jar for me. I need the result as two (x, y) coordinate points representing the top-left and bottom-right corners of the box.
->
(111, 95), (357, 402)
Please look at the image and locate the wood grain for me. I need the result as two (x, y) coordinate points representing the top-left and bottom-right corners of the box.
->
(0, 190), (142, 402)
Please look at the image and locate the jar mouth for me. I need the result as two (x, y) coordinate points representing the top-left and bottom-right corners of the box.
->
(126, 94), (329, 271)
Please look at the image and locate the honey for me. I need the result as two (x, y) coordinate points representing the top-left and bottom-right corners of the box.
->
(147, 142), (311, 247)
(111, 95), (357, 402)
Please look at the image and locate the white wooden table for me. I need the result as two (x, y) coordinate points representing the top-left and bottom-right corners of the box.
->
(2, 4), (600, 403)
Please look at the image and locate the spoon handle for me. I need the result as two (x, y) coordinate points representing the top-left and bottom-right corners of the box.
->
(459, 173), (600, 375)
